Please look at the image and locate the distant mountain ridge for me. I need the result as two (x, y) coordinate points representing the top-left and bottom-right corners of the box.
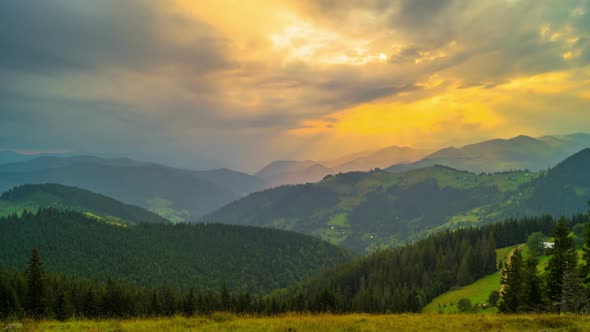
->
(0, 183), (169, 224)
(0, 156), (263, 221)
(206, 148), (590, 252)
(256, 146), (431, 188)
(386, 133), (590, 173)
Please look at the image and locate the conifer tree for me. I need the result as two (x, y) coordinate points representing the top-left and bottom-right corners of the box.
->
(54, 289), (72, 321)
(25, 247), (46, 320)
(545, 218), (575, 313)
(182, 288), (196, 317)
(82, 289), (98, 318)
(499, 249), (523, 313)
(520, 256), (543, 311)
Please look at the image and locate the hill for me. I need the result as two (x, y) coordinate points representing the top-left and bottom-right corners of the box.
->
(267, 216), (557, 313)
(0, 183), (169, 224)
(386, 134), (590, 174)
(206, 149), (590, 252)
(0, 209), (353, 295)
(0, 156), (263, 221)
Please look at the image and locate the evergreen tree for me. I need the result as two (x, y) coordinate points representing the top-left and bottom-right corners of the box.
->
(182, 288), (196, 317)
(149, 290), (163, 317)
(520, 256), (543, 311)
(220, 282), (231, 311)
(54, 289), (72, 321)
(25, 247), (46, 319)
(82, 289), (98, 319)
(545, 218), (575, 313)
(499, 249), (523, 313)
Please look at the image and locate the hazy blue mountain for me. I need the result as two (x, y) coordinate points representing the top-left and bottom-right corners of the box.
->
(386, 134), (590, 173)
(256, 160), (333, 188)
(0, 183), (169, 224)
(331, 146), (432, 173)
(0, 156), (263, 221)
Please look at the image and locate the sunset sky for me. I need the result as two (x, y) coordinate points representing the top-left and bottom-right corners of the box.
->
(1, 0), (590, 171)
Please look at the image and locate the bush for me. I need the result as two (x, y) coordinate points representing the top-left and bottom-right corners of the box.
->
(488, 290), (500, 307)
(457, 298), (472, 312)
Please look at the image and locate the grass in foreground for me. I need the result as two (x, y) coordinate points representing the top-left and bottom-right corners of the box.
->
(11, 313), (590, 332)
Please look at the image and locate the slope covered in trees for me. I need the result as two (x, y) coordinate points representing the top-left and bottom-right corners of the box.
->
(0, 184), (170, 225)
(0, 209), (353, 295)
(266, 215), (581, 313)
(206, 149), (590, 252)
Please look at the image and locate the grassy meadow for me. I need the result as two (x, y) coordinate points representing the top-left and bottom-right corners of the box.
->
(423, 245), (519, 313)
(9, 313), (590, 332)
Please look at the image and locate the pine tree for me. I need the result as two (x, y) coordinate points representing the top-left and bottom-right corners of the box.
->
(220, 282), (231, 311)
(182, 288), (196, 317)
(149, 290), (162, 317)
(25, 247), (46, 320)
(54, 289), (72, 321)
(499, 249), (523, 313)
(520, 256), (543, 311)
(545, 218), (575, 313)
(82, 289), (98, 318)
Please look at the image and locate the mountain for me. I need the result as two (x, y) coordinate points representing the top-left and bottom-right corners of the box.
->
(256, 160), (333, 188)
(526, 148), (590, 216)
(256, 146), (431, 188)
(0, 156), (263, 221)
(0, 151), (73, 165)
(0, 208), (353, 295)
(331, 146), (432, 173)
(0, 184), (169, 224)
(386, 134), (590, 174)
(205, 149), (590, 253)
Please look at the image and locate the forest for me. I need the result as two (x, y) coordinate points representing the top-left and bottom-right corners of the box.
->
(0, 208), (352, 295)
(1, 209), (588, 320)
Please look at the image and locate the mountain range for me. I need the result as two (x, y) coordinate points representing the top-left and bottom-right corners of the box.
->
(386, 133), (590, 173)
(0, 156), (263, 222)
(205, 148), (590, 252)
(254, 134), (590, 188)
(255, 145), (432, 188)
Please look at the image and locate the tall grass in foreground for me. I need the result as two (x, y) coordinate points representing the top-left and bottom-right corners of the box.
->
(9, 313), (590, 332)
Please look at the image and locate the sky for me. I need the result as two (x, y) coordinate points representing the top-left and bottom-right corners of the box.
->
(1, 0), (590, 172)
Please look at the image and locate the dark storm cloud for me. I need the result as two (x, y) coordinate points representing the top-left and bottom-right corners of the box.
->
(0, 0), (230, 74)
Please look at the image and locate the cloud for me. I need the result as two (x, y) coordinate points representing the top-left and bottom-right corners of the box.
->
(1, 0), (590, 171)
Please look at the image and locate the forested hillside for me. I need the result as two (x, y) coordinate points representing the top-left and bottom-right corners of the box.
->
(0, 184), (169, 224)
(268, 216), (572, 313)
(206, 149), (590, 252)
(0, 209), (353, 295)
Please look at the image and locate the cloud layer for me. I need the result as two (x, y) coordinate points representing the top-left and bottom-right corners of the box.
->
(1, 0), (589, 171)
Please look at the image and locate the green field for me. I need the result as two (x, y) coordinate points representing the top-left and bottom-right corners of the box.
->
(10, 313), (590, 332)
(422, 245), (520, 313)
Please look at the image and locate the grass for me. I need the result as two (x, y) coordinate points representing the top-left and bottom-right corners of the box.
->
(12, 313), (590, 332)
(422, 244), (520, 314)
